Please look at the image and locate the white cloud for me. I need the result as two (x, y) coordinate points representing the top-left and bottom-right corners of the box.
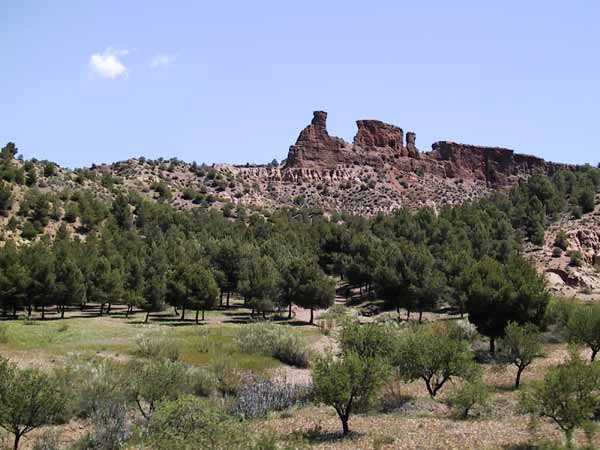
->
(149, 52), (175, 69)
(88, 47), (129, 79)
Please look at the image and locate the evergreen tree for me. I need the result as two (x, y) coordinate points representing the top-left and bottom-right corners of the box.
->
(238, 254), (280, 318)
(465, 257), (549, 354)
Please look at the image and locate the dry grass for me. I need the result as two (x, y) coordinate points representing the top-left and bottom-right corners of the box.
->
(2, 300), (598, 450)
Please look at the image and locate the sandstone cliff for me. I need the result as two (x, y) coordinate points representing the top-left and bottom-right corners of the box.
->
(284, 111), (562, 189)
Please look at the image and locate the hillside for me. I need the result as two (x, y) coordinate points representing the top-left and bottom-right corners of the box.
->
(0, 112), (598, 297)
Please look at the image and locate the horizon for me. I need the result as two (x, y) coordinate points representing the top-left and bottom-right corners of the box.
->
(2, 1), (600, 168)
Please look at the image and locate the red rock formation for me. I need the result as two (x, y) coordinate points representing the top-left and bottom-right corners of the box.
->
(285, 111), (559, 188)
(405, 132), (419, 158)
(430, 141), (549, 187)
(354, 120), (404, 154)
(285, 112), (421, 170)
(286, 111), (348, 169)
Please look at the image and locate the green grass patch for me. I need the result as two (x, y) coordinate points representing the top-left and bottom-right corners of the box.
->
(0, 318), (283, 373)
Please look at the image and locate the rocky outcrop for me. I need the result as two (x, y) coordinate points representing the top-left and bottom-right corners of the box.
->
(285, 111), (348, 169)
(406, 132), (418, 158)
(285, 111), (558, 188)
(430, 141), (550, 187)
(354, 120), (404, 154)
(285, 111), (420, 170)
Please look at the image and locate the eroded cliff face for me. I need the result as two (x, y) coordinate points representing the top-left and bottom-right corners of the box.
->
(283, 111), (561, 189)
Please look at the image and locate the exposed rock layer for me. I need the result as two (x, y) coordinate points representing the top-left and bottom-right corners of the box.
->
(284, 111), (563, 188)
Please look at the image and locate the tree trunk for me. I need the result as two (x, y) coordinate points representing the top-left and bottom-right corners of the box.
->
(145, 311), (150, 323)
(125, 305), (130, 319)
(106, 303), (112, 314)
(99, 303), (104, 316)
(406, 309), (411, 320)
(515, 366), (523, 389)
(27, 305), (32, 317)
(195, 310), (199, 324)
(61, 305), (65, 319)
(489, 338), (496, 355)
(220, 291), (224, 307)
(226, 291), (230, 307)
(13, 305), (17, 319)
(41, 304), (45, 320)
(288, 303), (292, 319)
(418, 310), (423, 323)
(310, 307), (314, 325)
(592, 349), (598, 362)
(202, 309), (205, 321)
(340, 414), (350, 435)
(180, 306), (186, 321)
(13, 432), (21, 450)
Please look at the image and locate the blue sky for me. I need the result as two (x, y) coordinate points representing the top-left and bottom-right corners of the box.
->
(2, 1), (599, 167)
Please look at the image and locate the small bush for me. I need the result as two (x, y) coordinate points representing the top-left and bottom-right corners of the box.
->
(376, 377), (409, 413)
(552, 247), (563, 258)
(20, 316), (38, 326)
(210, 355), (243, 396)
(446, 379), (490, 419)
(554, 230), (569, 251)
(231, 375), (310, 419)
(569, 251), (583, 267)
(31, 432), (61, 450)
(134, 329), (180, 362)
(188, 366), (217, 397)
(0, 324), (8, 344)
(235, 323), (310, 368)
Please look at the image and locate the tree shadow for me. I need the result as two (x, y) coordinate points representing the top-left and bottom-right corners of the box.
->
(301, 430), (365, 444)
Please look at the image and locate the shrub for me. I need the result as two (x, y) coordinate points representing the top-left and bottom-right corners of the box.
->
(235, 323), (310, 368)
(231, 375), (310, 419)
(570, 251), (583, 267)
(129, 359), (189, 420)
(546, 297), (577, 329)
(59, 359), (129, 420)
(210, 354), (243, 396)
(446, 379), (490, 419)
(0, 324), (7, 344)
(187, 366), (217, 397)
(375, 377), (409, 413)
(134, 329), (180, 362)
(31, 432), (61, 450)
(70, 398), (129, 450)
(147, 395), (248, 450)
(554, 230), (569, 251)
(552, 247), (563, 258)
